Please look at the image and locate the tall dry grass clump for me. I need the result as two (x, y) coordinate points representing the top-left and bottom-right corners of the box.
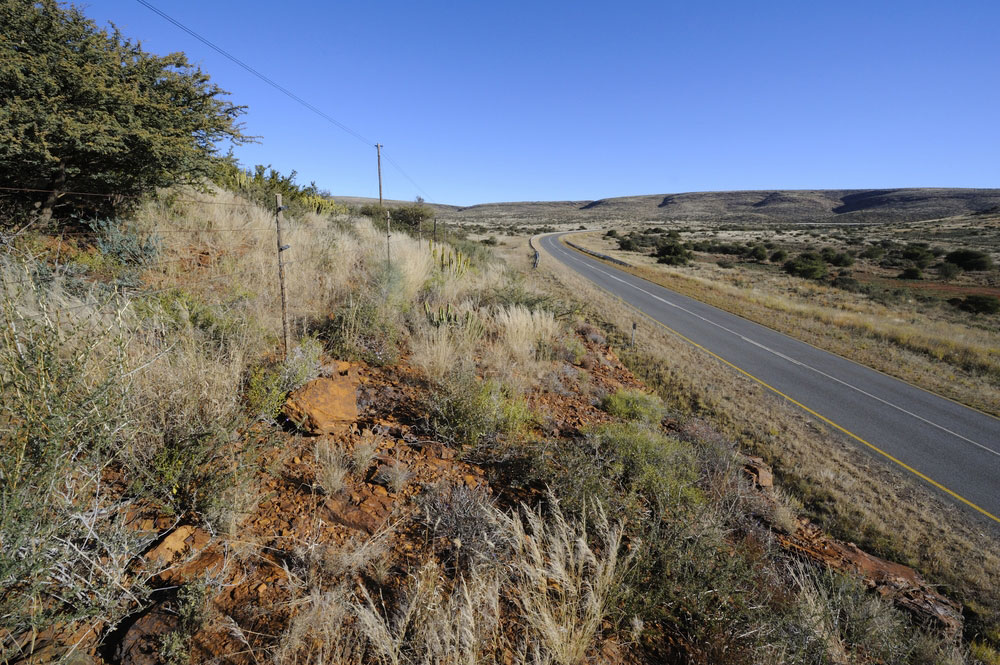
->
(339, 500), (627, 665)
(509, 501), (630, 665)
(493, 304), (559, 363)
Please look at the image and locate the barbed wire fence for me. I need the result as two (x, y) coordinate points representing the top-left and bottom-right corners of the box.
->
(1, 186), (436, 355)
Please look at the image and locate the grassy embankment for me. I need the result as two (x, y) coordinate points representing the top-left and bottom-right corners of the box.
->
(0, 191), (989, 664)
(525, 234), (1000, 664)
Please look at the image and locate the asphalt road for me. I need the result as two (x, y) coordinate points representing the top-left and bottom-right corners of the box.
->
(539, 233), (1000, 527)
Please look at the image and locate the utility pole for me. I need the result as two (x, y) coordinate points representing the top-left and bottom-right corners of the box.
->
(375, 143), (383, 208)
(275, 193), (291, 361)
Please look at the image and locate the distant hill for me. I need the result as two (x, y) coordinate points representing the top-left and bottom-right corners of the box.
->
(333, 196), (461, 216)
(425, 188), (1000, 226)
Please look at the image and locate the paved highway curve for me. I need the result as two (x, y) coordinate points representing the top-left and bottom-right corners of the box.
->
(539, 232), (1000, 527)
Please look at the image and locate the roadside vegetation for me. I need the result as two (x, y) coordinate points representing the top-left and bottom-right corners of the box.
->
(3, 2), (997, 662)
(5, 182), (990, 662)
(528, 235), (1000, 665)
(571, 221), (1000, 416)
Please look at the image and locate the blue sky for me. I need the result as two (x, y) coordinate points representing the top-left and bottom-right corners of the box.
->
(82, 1), (999, 206)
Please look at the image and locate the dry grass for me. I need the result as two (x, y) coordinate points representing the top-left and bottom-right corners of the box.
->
(314, 440), (349, 495)
(351, 427), (382, 474)
(2, 185), (524, 660)
(410, 325), (461, 382)
(376, 459), (413, 494)
(492, 305), (559, 364)
(345, 498), (626, 665)
(509, 500), (629, 665)
(272, 587), (362, 665)
(355, 561), (504, 665)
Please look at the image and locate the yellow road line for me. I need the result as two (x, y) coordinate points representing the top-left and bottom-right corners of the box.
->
(548, 236), (1000, 525)
(559, 232), (1000, 424)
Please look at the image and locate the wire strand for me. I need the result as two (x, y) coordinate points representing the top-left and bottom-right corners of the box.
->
(381, 152), (433, 202)
(134, 0), (373, 147)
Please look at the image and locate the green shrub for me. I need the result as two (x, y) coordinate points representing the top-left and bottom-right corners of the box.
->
(899, 243), (935, 269)
(324, 293), (401, 366)
(899, 267), (923, 280)
(160, 578), (214, 665)
(769, 249), (788, 263)
(90, 218), (161, 266)
(946, 249), (994, 271)
(150, 288), (245, 348)
(618, 237), (639, 252)
(0, 280), (150, 657)
(951, 294), (1000, 315)
(784, 252), (828, 280)
(600, 388), (665, 424)
(653, 240), (692, 265)
(859, 246), (885, 260)
(540, 422), (701, 521)
(244, 338), (322, 420)
(937, 262), (961, 279)
(559, 336), (587, 365)
(423, 371), (530, 448)
(831, 275), (862, 291)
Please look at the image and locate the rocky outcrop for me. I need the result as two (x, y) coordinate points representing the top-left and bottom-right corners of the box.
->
(283, 363), (359, 434)
(778, 519), (964, 638)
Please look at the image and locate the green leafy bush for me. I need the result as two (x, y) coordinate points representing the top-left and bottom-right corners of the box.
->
(618, 237), (639, 252)
(950, 294), (1000, 315)
(0, 0), (249, 224)
(901, 244), (935, 269)
(831, 275), (862, 292)
(600, 388), (665, 424)
(822, 249), (855, 267)
(937, 262), (961, 279)
(899, 267), (923, 280)
(423, 371), (530, 448)
(653, 240), (692, 265)
(859, 245), (885, 260)
(783, 252), (828, 280)
(946, 249), (994, 271)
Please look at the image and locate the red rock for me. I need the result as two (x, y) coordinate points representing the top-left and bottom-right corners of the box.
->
(778, 520), (963, 637)
(743, 456), (773, 489)
(117, 604), (177, 665)
(323, 496), (379, 534)
(283, 375), (358, 434)
(145, 525), (211, 567)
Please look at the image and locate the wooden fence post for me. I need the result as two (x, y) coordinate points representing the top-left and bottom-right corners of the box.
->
(275, 193), (290, 361)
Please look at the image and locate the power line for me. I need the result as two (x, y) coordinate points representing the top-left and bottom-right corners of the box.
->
(133, 0), (373, 148)
(382, 152), (432, 201)
(132, 0), (434, 202)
